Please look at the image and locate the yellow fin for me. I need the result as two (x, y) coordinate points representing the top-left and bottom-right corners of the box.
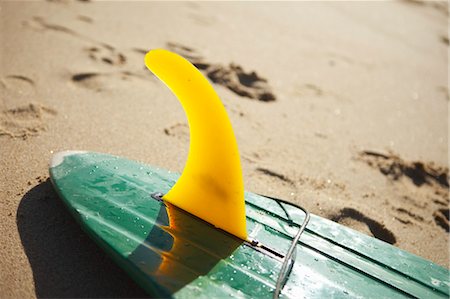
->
(145, 49), (247, 240)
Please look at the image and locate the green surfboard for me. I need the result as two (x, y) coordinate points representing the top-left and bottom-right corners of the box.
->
(49, 151), (449, 298)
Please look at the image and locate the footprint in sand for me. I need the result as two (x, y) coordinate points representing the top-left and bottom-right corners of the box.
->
(0, 103), (57, 139)
(330, 208), (397, 244)
(24, 16), (79, 36)
(1, 75), (35, 94)
(393, 207), (424, 225)
(207, 64), (276, 102)
(432, 197), (448, 207)
(84, 45), (127, 66)
(358, 150), (449, 189)
(163, 123), (189, 141)
(433, 208), (449, 232)
(24, 17), (131, 70)
(359, 151), (450, 234)
(70, 72), (105, 91)
(70, 71), (147, 92)
(28, 18), (152, 85)
(256, 167), (295, 186)
(3, 75), (35, 86)
(167, 42), (276, 102)
(24, 18), (271, 98)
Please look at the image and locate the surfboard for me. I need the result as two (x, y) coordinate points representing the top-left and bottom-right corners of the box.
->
(49, 150), (449, 299)
(49, 49), (448, 298)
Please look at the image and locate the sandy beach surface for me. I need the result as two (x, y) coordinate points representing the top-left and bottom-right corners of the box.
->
(1, 0), (448, 297)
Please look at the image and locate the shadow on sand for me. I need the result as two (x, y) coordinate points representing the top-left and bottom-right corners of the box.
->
(16, 179), (149, 298)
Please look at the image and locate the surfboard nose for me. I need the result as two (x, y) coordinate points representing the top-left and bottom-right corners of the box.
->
(49, 150), (87, 168)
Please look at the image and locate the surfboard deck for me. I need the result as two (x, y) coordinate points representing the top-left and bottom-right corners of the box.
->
(49, 151), (449, 298)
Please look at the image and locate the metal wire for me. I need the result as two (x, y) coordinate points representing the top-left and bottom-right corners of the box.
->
(257, 194), (311, 299)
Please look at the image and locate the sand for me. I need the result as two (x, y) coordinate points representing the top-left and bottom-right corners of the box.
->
(0, 0), (448, 297)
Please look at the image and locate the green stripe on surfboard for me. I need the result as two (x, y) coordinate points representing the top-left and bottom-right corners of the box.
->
(49, 151), (449, 298)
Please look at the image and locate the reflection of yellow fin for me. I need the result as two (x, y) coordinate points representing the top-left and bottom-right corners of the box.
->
(145, 49), (247, 240)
